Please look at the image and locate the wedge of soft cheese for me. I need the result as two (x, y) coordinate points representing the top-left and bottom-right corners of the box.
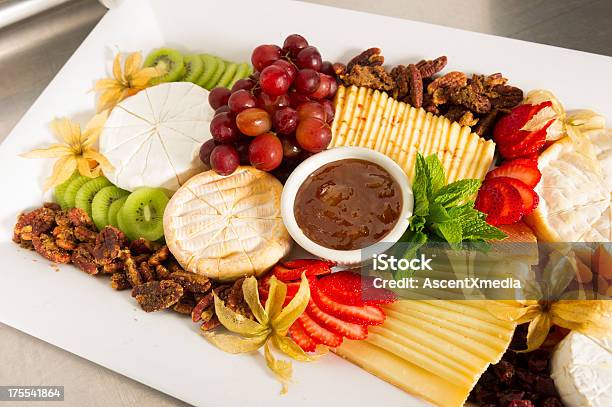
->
(551, 331), (612, 407)
(331, 85), (496, 183)
(163, 167), (291, 281)
(100, 82), (214, 192)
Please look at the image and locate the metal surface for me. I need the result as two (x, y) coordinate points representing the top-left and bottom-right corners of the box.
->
(0, 1), (611, 406)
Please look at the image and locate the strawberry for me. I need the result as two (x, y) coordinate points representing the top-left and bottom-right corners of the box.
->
(494, 177), (539, 215)
(494, 101), (552, 146)
(289, 322), (317, 352)
(297, 312), (343, 348)
(318, 270), (397, 306)
(306, 299), (368, 340)
(310, 278), (386, 325)
(258, 272), (300, 305)
(498, 121), (553, 159)
(475, 178), (524, 226)
(506, 156), (539, 167)
(282, 259), (335, 269)
(272, 260), (332, 282)
(486, 161), (542, 188)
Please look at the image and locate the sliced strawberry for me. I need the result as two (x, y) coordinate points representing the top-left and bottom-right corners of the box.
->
(289, 321), (317, 352)
(306, 299), (368, 340)
(258, 272), (300, 305)
(486, 161), (542, 188)
(273, 261), (332, 282)
(494, 101), (552, 146)
(310, 278), (386, 325)
(318, 270), (397, 306)
(475, 178), (524, 226)
(297, 312), (343, 348)
(282, 259), (335, 269)
(507, 157), (539, 167)
(494, 177), (539, 215)
(498, 121), (552, 160)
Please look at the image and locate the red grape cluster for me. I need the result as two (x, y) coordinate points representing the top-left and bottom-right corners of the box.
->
(200, 34), (338, 179)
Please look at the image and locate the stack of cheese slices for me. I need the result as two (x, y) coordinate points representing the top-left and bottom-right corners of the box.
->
(331, 85), (496, 183)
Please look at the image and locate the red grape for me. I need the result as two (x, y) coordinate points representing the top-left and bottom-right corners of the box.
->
(209, 87), (231, 110)
(273, 106), (298, 135)
(256, 92), (290, 114)
(231, 78), (255, 93)
(310, 74), (331, 99)
(210, 112), (239, 143)
(282, 34), (308, 57)
(297, 101), (326, 122)
(199, 139), (216, 166)
(281, 135), (302, 159)
(295, 46), (322, 71)
(214, 105), (230, 116)
(228, 89), (257, 113)
(251, 44), (281, 72)
(288, 90), (310, 108)
(210, 144), (240, 175)
(320, 61), (335, 76)
(321, 99), (335, 123)
(327, 76), (338, 97)
(235, 140), (251, 165)
(249, 132), (284, 171)
(236, 107), (272, 137)
(296, 117), (331, 153)
(259, 65), (291, 96)
(294, 69), (320, 95)
(272, 59), (297, 83)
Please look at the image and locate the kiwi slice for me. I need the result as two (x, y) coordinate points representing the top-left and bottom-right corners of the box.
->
(91, 186), (129, 230)
(108, 195), (127, 228)
(228, 63), (251, 88)
(216, 62), (238, 88)
(203, 57), (226, 90)
(74, 176), (112, 218)
(117, 187), (168, 241)
(63, 175), (92, 209)
(182, 54), (204, 83)
(54, 171), (80, 209)
(196, 54), (218, 87)
(144, 48), (185, 85)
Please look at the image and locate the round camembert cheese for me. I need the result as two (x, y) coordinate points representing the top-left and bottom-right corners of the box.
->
(100, 82), (214, 192)
(551, 331), (612, 407)
(163, 167), (292, 281)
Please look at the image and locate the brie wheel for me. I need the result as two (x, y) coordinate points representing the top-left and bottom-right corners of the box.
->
(100, 82), (214, 192)
(551, 332), (612, 407)
(163, 167), (292, 281)
(525, 137), (611, 242)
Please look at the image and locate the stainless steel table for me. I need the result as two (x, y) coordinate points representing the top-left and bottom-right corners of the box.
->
(1, 0), (611, 406)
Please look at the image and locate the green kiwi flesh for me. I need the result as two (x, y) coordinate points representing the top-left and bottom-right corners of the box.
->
(107, 195), (127, 228)
(203, 57), (226, 90)
(54, 171), (80, 209)
(216, 62), (237, 88)
(228, 63), (251, 88)
(144, 48), (185, 84)
(182, 54), (204, 83)
(197, 54), (218, 87)
(74, 176), (112, 218)
(91, 186), (129, 230)
(117, 187), (168, 241)
(63, 175), (91, 209)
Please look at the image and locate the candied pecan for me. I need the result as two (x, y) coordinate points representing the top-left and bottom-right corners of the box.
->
(74, 225), (97, 243)
(445, 105), (470, 122)
(484, 72), (508, 88)
(342, 65), (395, 92)
(32, 233), (71, 263)
(200, 315), (220, 331)
(54, 210), (71, 227)
(173, 297), (196, 315)
(427, 71), (467, 95)
(458, 111), (478, 127)
(148, 246), (170, 266)
(390, 65), (409, 100)
(129, 238), (159, 255)
(119, 250), (142, 287)
(474, 109), (499, 138)
(431, 88), (449, 106)
(139, 262), (155, 282)
(192, 292), (214, 322)
(43, 202), (61, 211)
(102, 259), (123, 274)
(332, 62), (346, 76)
(407, 64), (423, 108)
(491, 85), (523, 109)
(155, 264), (170, 280)
(132, 280), (184, 312)
(346, 47), (384, 72)
(93, 226), (127, 262)
(67, 207), (94, 228)
(170, 271), (211, 293)
(166, 260), (183, 274)
(71, 243), (99, 275)
(416, 56), (447, 79)
(52, 225), (77, 250)
(110, 272), (131, 290)
(447, 86), (491, 114)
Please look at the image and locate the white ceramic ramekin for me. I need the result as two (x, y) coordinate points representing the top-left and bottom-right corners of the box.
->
(281, 147), (414, 265)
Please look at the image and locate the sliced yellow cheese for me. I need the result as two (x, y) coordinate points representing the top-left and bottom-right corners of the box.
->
(331, 85), (496, 183)
(334, 340), (470, 407)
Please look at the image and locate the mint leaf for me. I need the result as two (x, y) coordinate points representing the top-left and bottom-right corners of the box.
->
(425, 154), (445, 195)
(435, 220), (463, 244)
(433, 179), (481, 208)
(429, 202), (450, 223)
(412, 153), (430, 217)
(462, 217), (508, 241)
(447, 202), (478, 220)
(409, 215), (426, 232)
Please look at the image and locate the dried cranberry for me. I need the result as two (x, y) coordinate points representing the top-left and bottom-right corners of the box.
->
(494, 360), (515, 383)
(535, 376), (558, 396)
(528, 350), (550, 372)
(542, 397), (564, 407)
(499, 390), (526, 406)
(508, 401), (535, 407)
